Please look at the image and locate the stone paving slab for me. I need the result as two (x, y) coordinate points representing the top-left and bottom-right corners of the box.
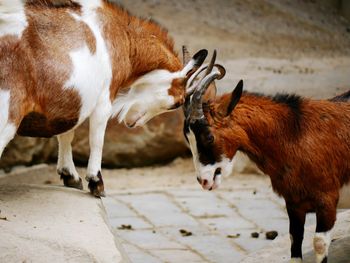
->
(105, 186), (350, 263)
(103, 176), (296, 263)
(242, 210), (350, 263)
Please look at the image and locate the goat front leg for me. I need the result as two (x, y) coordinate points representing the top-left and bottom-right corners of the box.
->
(85, 103), (111, 197)
(0, 124), (17, 158)
(57, 130), (83, 190)
(286, 204), (306, 262)
(314, 197), (337, 263)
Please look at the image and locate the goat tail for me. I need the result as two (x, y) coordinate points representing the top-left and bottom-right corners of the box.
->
(329, 90), (350, 102)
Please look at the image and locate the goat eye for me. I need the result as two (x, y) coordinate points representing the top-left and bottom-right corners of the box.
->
(207, 134), (214, 143)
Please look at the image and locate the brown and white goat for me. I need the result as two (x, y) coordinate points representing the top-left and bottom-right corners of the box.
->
(184, 72), (350, 262)
(0, 0), (211, 196)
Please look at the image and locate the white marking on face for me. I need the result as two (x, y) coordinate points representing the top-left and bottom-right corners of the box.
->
(0, 0), (28, 38)
(187, 130), (234, 190)
(0, 89), (16, 157)
(112, 69), (184, 128)
(111, 55), (202, 128)
(65, 2), (112, 124)
(313, 231), (331, 263)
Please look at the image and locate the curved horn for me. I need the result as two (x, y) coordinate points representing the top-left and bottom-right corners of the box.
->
(189, 70), (222, 120)
(182, 45), (191, 65)
(185, 64), (225, 97)
(214, 64), (226, 80)
(185, 50), (218, 97)
(204, 49), (216, 76)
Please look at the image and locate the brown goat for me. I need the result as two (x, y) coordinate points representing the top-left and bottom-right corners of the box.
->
(184, 75), (350, 262)
(0, 0), (211, 196)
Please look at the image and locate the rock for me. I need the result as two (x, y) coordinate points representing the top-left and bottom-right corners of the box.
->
(0, 136), (57, 169)
(265, 231), (278, 240)
(0, 184), (125, 263)
(227, 233), (241, 239)
(251, 232), (259, 238)
(0, 110), (188, 169)
(179, 229), (193, 237)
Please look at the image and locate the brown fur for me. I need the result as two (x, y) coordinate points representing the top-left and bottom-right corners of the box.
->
(201, 91), (350, 258)
(99, 1), (181, 101)
(207, 93), (350, 204)
(1, 0), (182, 137)
(196, 89), (350, 262)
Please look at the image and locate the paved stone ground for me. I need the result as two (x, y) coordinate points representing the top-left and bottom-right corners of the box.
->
(0, 161), (348, 262)
(103, 174), (318, 263)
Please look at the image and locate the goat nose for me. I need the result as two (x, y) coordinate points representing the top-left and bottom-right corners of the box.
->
(201, 179), (208, 187)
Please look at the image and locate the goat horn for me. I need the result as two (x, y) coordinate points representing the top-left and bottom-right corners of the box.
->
(204, 49), (216, 76)
(185, 50), (218, 97)
(182, 45), (191, 65)
(190, 70), (222, 120)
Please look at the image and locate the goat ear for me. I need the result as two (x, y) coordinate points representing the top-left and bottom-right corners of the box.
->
(226, 80), (243, 116)
(202, 81), (217, 103)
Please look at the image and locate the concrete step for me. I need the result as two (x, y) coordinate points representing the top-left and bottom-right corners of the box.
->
(0, 183), (126, 263)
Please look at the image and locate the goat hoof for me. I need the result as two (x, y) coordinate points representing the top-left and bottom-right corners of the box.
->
(86, 172), (106, 197)
(58, 168), (83, 190)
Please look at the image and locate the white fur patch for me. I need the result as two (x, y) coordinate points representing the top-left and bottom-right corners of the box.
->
(187, 130), (234, 190)
(75, 0), (102, 10)
(0, 89), (10, 133)
(0, 90), (16, 157)
(0, 123), (16, 157)
(65, 2), (112, 124)
(0, 89), (16, 156)
(86, 90), (112, 177)
(0, 0), (28, 38)
(112, 69), (181, 127)
(314, 231), (331, 263)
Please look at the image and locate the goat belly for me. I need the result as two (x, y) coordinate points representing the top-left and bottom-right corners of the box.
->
(17, 112), (78, 138)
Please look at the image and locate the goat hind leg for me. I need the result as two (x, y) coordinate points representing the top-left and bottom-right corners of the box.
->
(314, 202), (337, 263)
(0, 123), (17, 158)
(286, 204), (306, 262)
(0, 89), (17, 158)
(57, 130), (83, 190)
